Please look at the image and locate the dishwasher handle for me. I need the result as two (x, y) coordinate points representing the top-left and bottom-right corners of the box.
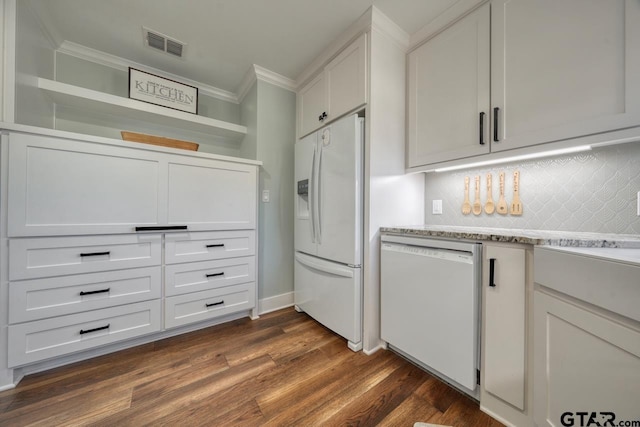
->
(489, 258), (496, 287)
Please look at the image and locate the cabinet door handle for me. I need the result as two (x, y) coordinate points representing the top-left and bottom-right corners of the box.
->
(206, 301), (224, 308)
(318, 111), (328, 122)
(493, 107), (500, 142)
(80, 288), (111, 296)
(206, 272), (224, 278)
(206, 243), (225, 248)
(489, 258), (496, 287)
(80, 251), (110, 257)
(479, 112), (486, 145)
(80, 324), (110, 335)
(135, 226), (188, 232)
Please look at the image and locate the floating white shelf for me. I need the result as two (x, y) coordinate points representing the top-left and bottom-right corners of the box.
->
(37, 78), (248, 140)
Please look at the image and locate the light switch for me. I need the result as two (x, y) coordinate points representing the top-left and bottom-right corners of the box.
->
(262, 190), (270, 203)
(432, 199), (442, 215)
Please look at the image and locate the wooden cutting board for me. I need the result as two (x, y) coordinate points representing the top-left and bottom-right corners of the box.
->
(121, 131), (199, 151)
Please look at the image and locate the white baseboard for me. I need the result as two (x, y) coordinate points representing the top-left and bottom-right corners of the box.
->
(258, 292), (294, 315)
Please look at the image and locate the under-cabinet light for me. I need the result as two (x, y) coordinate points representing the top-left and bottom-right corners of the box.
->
(433, 145), (592, 173)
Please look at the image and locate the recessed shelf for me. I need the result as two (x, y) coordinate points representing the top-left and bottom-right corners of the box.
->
(37, 78), (247, 141)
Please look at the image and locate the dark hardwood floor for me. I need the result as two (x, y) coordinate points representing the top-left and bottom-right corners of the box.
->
(0, 308), (503, 426)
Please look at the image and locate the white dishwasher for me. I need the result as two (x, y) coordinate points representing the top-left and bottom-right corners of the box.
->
(381, 234), (481, 398)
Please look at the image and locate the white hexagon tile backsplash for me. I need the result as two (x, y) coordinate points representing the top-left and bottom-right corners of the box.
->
(424, 142), (640, 234)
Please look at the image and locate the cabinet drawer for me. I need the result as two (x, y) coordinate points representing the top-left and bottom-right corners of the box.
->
(8, 300), (161, 367)
(164, 283), (255, 329)
(165, 257), (255, 296)
(164, 231), (255, 264)
(9, 234), (161, 280)
(9, 267), (161, 323)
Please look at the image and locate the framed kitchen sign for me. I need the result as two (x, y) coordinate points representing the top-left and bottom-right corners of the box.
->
(129, 68), (198, 114)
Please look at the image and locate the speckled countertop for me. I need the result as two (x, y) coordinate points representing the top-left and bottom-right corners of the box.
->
(380, 225), (640, 248)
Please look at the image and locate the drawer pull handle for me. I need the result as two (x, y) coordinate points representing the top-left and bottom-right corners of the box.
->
(206, 301), (224, 308)
(80, 288), (111, 296)
(206, 244), (225, 248)
(479, 112), (485, 145)
(80, 251), (110, 257)
(493, 107), (500, 142)
(489, 258), (496, 287)
(135, 226), (188, 232)
(206, 272), (224, 278)
(80, 324), (110, 335)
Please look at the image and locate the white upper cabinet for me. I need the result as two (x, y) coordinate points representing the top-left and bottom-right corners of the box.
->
(407, 4), (490, 167)
(491, 0), (640, 151)
(407, 0), (640, 168)
(298, 33), (367, 138)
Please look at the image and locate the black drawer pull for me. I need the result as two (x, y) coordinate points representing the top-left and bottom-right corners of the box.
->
(479, 112), (485, 145)
(80, 324), (110, 335)
(80, 288), (111, 296)
(206, 272), (224, 278)
(135, 226), (188, 232)
(206, 244), (225, 248)
(205, 301), (224, 308)
(80, 251), (110, 257)
(489, 258), (496, 287)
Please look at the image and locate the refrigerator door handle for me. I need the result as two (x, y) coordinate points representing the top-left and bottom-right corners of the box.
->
(316, 132), (327, 244)
(310, 145), (317, 243)
(295, 253), (354, 278)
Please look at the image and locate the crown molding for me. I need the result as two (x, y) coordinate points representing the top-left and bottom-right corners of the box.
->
(237, 64), (296, 104)
(370, 6), (410, 52)
(57, 41), (240, 103)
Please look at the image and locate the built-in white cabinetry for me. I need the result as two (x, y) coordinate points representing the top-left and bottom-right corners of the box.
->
(407, 3), (490, 167)
(297, 33), (367, 137)
(481, 243), (533, 427)
(407, 0), (640, 169)
(3, 129), (259, 370)
(533, 247), (640, 427)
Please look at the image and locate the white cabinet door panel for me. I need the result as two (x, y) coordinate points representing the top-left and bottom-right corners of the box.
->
(407, 4), (490, 167)
(298, 73), (326, 138)
(326, 33), (367, 123)
(166, 157), (257, 231)
(9, 234), (161, 280)
(9, 267), (161, 323)
(491, 0), (640, 151)
(8, 133), (163, 236)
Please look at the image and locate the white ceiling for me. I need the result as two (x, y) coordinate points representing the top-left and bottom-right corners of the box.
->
(27, 0), (458, 95)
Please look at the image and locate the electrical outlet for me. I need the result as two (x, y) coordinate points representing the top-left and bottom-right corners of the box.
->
(262, 190), (270, 203)
(432, 199), (443, 215)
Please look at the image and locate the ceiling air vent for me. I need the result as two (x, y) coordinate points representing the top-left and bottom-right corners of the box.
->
(143, 27), (185, 58)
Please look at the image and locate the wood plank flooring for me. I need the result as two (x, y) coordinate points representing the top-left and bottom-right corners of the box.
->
(0, 308), (504, 426)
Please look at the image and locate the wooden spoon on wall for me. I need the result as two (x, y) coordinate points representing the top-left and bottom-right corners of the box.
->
(462, 176), (471, 215)
(485, 173), (495, 214)
(496, 172), (508, 215)
(472, 176), (482, 216)
(510, 170), (523, 215)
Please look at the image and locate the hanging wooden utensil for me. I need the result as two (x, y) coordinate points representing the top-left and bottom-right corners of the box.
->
(497, 172), (508, 215)
(510, 170), (523, 215)
(485, 173), (495, 215)
(462, 176), (472, 215)
(472, 175), (482, 215)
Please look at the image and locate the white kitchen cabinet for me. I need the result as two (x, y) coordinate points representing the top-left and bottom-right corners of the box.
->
(166, 156), (257, 231)
(407, 0), (640, 169)
(491, 0), (640, 152)
(481, 243), (533, 427)
(407, 3), (490, 167)
(297, 33), (367, 138)
(533, 246), (640, 427)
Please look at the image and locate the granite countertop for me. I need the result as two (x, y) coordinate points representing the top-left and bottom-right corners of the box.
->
(380, 225), (640, 248)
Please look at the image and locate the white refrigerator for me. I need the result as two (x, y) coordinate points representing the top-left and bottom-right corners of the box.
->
(294, 113), (363, 351)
